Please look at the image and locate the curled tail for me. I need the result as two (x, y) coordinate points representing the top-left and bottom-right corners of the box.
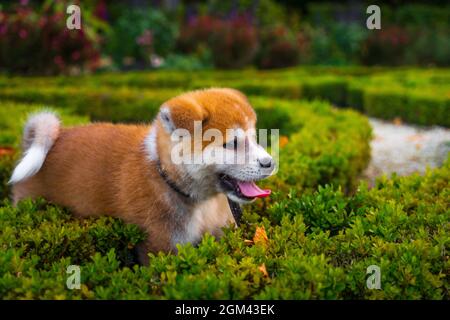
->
(9, 112), (60, 184)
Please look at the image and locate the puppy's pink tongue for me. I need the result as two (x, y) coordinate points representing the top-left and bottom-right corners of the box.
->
(237, 181), (271, 198)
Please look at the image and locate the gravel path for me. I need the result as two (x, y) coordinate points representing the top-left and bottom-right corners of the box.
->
(363, 118), (450, 185)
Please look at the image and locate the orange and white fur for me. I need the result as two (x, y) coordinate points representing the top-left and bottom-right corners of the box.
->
(10, 88), (275, 264)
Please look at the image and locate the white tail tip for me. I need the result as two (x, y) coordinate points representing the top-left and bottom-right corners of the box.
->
(8, 146), (46, 184)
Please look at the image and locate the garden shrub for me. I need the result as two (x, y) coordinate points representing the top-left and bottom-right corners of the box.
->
(177, 15), (258, 69)
(302, 22), (368, 66)
(0, 4), (100, 75)
(255, 25), (301, 69)
(159, 53), (213, 71)
(305, 3), (449, 67)
(301, 77), (349, 107)
(0, 87), (177, 123)
(104, 8), (178, 69)
(0, 161), (448, 299)
(251, 98), (371, 193)
(363, 88), (450, 127)
(404, 29), (450, 66)
(346, 83), (365, 111)
(0, 68), (447, 299)
(2, 67), (446, 126)
(360, 26), (411, 66)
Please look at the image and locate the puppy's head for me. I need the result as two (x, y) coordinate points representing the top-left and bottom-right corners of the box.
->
(150, 88), (275, 203)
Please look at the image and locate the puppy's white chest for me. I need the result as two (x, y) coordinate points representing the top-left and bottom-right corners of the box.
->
(174, 194), (234, 246)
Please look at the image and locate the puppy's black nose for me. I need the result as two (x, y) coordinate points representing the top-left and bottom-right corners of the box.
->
(258, 157), (273, 168)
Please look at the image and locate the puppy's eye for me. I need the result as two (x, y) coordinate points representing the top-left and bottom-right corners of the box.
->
(223, 137), (238, 150)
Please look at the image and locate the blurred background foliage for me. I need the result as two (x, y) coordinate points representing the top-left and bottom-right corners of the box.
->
(0, 0), (449, 75)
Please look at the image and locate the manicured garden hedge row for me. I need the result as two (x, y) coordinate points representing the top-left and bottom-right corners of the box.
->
(1, 160), (448, 299)
(252, 98), (371, 193)
(0, 67), (448, 126)
(0, 70), (447, 299)
(362, 88), (449, 127)
(0, 87), (179, 122)
(347, 69), (450, 127)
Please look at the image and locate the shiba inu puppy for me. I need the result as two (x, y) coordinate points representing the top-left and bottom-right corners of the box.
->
(10, 88), (275, 264)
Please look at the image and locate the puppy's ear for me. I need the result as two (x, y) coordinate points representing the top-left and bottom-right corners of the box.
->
(159, 106), (177, 133)
(158, 100), (209, 134)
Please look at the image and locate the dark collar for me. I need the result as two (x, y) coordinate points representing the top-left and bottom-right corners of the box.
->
(156, 159), (191, 199)
(227, 198), (243, 226)
(155, 159), (243, 225)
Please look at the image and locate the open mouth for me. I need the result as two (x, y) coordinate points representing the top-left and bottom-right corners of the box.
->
(219, 174), (271, 201)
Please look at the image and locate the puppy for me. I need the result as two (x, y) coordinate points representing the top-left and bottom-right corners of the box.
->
(10, 88), (275, 264)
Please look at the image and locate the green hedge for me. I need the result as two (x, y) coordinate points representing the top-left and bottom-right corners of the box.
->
(348, 69), (450, 126)
(0, 87), (176, 123)
(362, 89), (450, 127)
(1, 160), (448, 299)
(253, 98), (371, 193)
(0, 69), (447, 299)
(1, 67), (448, 126)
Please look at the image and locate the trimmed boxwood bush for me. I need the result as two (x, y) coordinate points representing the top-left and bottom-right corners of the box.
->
(0, 161), (448, 299)
(0, 69), (447, 299)
(0, 87), (177, 123)
(362, 88), (450, 127)
(0, 67), (448, 126)
(251, 98), (371, 193)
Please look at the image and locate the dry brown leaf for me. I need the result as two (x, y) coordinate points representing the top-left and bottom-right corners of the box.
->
(253, 226), (269, 246)
(258, 263), (269, 278)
